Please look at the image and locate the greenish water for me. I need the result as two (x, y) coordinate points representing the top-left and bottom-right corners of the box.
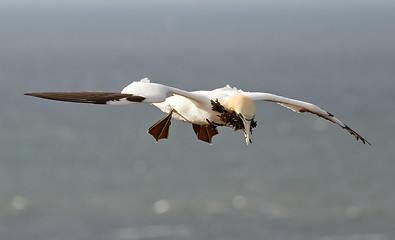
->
(1, 2), (395, 240)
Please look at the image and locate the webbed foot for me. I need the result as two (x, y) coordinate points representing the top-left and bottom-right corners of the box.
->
(148, 110), (173, 142)
(192, 124), (219, 144)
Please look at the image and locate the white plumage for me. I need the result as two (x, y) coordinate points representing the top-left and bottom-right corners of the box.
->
(25, 78), (370, 145)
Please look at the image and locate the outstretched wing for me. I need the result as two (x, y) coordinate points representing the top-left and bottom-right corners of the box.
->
(121, 78), (206, 104)
(24, 91), (146, 105)
(244, 92), (370, 145)
(25, 78), (206, 105)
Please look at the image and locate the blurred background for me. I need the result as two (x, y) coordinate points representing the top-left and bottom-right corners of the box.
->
(1, 0), (394, 239)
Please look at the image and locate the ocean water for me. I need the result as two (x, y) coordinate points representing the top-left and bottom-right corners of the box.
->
(1, 2), (395, 240)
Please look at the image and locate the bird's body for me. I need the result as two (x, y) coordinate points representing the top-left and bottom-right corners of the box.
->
(25, 78), (370, 145)
(152, 86), (240, 125)
(154, 94), (217, 124)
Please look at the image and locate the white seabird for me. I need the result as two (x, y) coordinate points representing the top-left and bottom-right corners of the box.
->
(25, 78), (370, 145)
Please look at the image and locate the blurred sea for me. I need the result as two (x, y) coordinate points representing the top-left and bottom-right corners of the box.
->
(1, 2), (395, 240)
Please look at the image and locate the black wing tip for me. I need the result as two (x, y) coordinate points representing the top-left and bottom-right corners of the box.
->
(344, 124), (371, 145)
(24, 92), (50, 98)
(24, 92), (146, 104)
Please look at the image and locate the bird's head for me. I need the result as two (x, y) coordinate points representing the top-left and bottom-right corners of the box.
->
(224, 95), (256, 145)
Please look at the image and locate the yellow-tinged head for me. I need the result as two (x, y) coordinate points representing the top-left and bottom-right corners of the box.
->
(224, 95), (256, 118)
(224, 95), (256, 145)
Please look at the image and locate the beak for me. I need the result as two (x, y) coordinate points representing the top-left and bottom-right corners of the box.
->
(241, 118), (252, 145)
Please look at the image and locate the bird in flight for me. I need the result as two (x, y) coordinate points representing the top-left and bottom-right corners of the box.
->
(25, 78), (370, 145)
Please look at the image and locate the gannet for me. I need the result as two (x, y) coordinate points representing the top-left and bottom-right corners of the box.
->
(25, 78), (370, 145)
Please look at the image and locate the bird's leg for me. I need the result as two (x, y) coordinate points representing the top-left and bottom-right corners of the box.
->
(148, 109), (174, 142)
(192, 124), (219, 144)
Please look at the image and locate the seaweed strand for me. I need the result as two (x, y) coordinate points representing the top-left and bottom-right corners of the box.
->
(210, 99), (257, 133)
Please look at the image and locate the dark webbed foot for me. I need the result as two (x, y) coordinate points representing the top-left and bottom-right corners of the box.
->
(148, 110), (174, 142)
(192, 124), (219, 144)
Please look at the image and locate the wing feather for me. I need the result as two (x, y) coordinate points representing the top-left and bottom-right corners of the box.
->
(24, 91), (145, 105)
(245, 92), (370, 145)
(25, 78), (205, 106)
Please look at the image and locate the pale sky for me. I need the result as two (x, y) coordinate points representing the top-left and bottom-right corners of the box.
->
(1, 0), (394, 7)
